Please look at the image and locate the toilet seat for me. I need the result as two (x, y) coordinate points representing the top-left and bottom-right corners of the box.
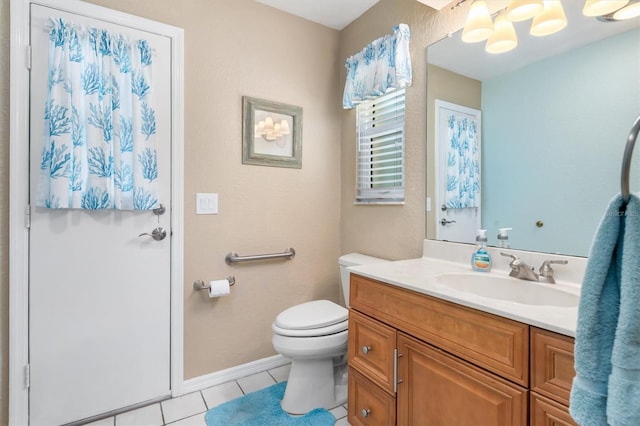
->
(272, 319), (348, 337)
(273, 300), (348, 337)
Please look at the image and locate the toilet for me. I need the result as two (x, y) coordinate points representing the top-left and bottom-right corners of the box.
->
(272, 253), (388, 414)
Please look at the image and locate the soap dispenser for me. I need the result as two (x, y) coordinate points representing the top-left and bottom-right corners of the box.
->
(497, 228), (512, 249)
(471, 229), (492, 272)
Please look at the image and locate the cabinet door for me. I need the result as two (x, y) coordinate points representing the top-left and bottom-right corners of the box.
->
(531, 392), (578, 426)
(531, 327), (575, 406)
(348, 367), (396, 426)
(349, 309), (397, 394)
(397, 333), (528, 426)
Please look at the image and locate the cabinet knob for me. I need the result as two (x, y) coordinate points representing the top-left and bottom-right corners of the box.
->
(361, 345), (372, 354)
(361, 408), (371, 418)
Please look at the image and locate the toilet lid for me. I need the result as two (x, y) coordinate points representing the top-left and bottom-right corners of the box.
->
(275, 300), (348, 330)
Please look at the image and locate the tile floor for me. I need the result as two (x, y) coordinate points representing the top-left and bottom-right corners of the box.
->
(84, 364), (350, 425)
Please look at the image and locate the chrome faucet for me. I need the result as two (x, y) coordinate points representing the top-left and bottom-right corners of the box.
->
(500, 253), (539, 282)
(538, 259), (568, 284)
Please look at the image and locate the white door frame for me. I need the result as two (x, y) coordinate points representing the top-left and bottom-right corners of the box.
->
(9, 1), (185, 424)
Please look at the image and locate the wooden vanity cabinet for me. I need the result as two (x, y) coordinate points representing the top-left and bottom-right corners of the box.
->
(348, 274), (577, 426)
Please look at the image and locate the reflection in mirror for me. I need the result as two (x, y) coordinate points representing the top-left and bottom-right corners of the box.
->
(426, 2), (640, 256)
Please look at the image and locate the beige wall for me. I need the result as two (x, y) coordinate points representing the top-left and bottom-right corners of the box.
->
(425, 64), (481, 239)
(0, 0), (478, 419)
(339, 0), (469, 261)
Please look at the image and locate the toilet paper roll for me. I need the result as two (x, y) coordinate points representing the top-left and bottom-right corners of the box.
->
(208, 279), (231, 298)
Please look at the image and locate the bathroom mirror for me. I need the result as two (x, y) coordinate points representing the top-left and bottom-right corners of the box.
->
(426, 2), (640, 256)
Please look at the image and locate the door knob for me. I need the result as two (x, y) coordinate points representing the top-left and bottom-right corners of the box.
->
(139, 227), (167, 241)
(440, 218), (457, 226)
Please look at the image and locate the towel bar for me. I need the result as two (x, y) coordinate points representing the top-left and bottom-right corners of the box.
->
(620, 115), (640, 208)
(225, 248), (295, 264)
(193, 276), (235, 291)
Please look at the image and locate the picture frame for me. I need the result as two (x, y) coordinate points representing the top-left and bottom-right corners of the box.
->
(242, 96), (303, 168)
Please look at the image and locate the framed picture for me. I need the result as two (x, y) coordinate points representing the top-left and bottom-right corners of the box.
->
(242, 96), (303, 168)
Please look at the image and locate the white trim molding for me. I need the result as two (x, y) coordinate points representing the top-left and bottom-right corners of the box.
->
(9, 2), (31, 422)
(182, 355), (291, 395)
(9, 1), (185, 424)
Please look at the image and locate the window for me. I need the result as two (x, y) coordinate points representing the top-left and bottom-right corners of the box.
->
(355, 88), (406, 204)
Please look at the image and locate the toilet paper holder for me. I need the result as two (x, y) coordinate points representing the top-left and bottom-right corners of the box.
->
(193, 276), (236, 291)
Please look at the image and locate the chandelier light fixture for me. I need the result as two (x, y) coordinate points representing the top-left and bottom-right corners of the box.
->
(458, 0), (638, 54)
(254, 116), (290, 142)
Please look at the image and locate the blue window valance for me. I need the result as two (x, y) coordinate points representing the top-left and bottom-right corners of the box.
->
(342, 23), (412, 110)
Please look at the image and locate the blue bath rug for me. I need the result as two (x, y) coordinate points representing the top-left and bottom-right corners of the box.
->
(204, 381), (336, 426)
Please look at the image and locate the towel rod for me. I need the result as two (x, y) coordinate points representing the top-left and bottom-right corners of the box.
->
(225, 248), (295, 264)
(621, 115), (640, 207)
(193, 276), (235, 291)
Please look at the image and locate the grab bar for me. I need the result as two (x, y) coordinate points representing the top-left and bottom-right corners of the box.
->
(621, 115), (640, 209)
(225, 248), (296, 265)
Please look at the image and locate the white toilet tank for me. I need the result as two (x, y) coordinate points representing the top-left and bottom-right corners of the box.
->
(338, 253), (388, 308)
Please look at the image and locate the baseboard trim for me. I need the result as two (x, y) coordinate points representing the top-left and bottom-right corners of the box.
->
(181, 354), (290, 395)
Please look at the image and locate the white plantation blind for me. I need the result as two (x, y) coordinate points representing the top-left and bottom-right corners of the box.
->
(356, 89), (406, 204)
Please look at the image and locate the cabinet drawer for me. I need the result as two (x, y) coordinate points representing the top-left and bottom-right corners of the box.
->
(397, 332), (528, 426)
(348, 366), (396, 426)
(531, 327), (575, 405)
(531, 392), (578, 426)
(351, 274), (529, 386)
(348, 309), (397, 395)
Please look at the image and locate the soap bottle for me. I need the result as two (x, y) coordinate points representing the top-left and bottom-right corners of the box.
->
(471, 229), (492, 272)
(497, 228), (512, 249)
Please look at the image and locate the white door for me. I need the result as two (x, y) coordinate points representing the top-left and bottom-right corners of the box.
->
(435, 100), (481, 244)
(29, 5), (172, 425)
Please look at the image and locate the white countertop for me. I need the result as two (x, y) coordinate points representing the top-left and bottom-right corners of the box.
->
(348, 255), (580, 337)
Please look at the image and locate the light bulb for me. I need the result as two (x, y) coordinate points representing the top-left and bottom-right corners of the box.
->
(486, 14), (518, 54)
(280, 120), (290, 134)
(530, 1), (567, 37)
(506, 0), (544, 22)
(583, 0), (629, 16)
(461, 1), (494, 43)
(612, 0), (640, 19)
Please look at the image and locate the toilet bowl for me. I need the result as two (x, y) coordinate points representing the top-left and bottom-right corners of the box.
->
(271, 253), (388, 415)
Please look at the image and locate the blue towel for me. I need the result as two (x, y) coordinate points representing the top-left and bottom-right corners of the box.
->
(570, 194), (640, 426)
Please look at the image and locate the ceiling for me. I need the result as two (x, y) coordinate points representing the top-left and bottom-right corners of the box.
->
(254, 0), (452, 30)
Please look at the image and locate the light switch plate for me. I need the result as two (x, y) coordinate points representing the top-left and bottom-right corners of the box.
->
(196, 193), (218, 215)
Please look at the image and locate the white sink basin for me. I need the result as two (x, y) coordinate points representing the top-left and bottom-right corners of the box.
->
(433, 273), (579, 308)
